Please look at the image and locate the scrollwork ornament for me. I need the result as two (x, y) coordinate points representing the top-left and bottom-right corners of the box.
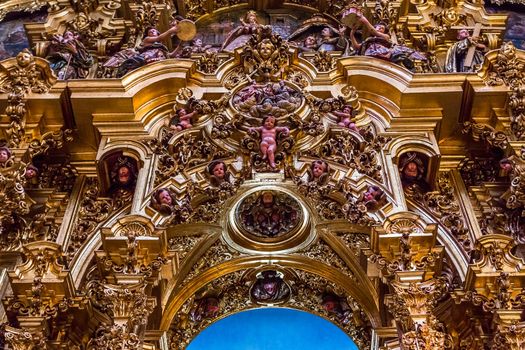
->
(0, 49), (56, 148)
(306, 127), (388, 182)
(87, 324), (141, 350)
(242, 27), (290, 82)
(492, 321), (525, 350)
(402, 320), (453, 350)
(462, 121), (509, 150)
(484, 42), (525, 139)
(196, 51), (223, 74)
(66, 178), (113, 261)
(423, 172), (471, 251)
(2, 325), (45, 350)
(211, 113), (244, 139)
(28, 129), (74, 158)
(310, 50), (336, 72)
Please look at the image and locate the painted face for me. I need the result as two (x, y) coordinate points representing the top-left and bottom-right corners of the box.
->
(63, 31), (75, 40)
(263, 281), (277, 295)
(305, 36), (316, 46)
(213, 163), (225, 178)
(158, 190), (172, 206)
(25, 168), (37, 179)
(148, 28), (160, 37)
(312, 161), (327, 178)
(247, 12), (257, 24)
(322, 27), (332, 38)
(375, 24), (386, 34)
(193, 39), (202, 47)
(118, 166), (131, 184)
(264, 116), (275, 129)
(364, 187), (378, 201)
(500, 161), (513, 172)
(403, 162), (419, 178)
(0, 149), (9, 163)
(343, 106), (352, 114)
(323, 300), (337, 312)
(178, 109), (187, 117)
(458, 29), (470, 40)
(262, 192), (274, 206)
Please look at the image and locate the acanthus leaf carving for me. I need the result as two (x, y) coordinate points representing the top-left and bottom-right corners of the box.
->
(484, 42), (525, 139)
(0, 49), (56, 148)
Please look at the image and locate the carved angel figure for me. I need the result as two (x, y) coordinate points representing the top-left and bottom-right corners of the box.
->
(204, 160), (241, 202)
(248, 116), (290, 168)
(221, 10), (266, 52)
(243, 29), (290, 82)
(0, 146), (13, 168)
(169, 107), (198, 132)
(358, 185), (385, 210)
(189, 294), (220, 323)
(332, 105), (358, 130)
(150, 187), (193, 223)
(293, 159), (334, 199)
(321, 292), (352, 324)
(250, 270), (290, 304)
(103, 20), (182, 77)
(151, 188), (178, 215)
(46, 31), (94, 79)
(347, 14), (427, 70)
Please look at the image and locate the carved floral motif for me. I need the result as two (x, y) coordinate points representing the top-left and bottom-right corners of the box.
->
(485, 42), (525, 139)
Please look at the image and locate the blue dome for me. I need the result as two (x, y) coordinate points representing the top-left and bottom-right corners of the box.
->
(187, 308), (360, 350)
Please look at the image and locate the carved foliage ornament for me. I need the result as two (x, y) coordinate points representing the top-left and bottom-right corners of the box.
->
(242, 27), (290, 82)
(0, 50), (56, 148)
(66, 178), (113, 261)
(423, 172), (471, 252)
(485, 42), (525, 139)
(306, 127), (388, 182)
(170, 269), (372, 349)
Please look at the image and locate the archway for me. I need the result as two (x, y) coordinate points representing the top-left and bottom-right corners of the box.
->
(187, 308), (360, 350)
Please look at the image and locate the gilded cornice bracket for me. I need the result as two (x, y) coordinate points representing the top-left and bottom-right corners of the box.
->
(0, 324), (46, 350)
(97, 215), (170, 284)
(87, 282), (157, 349)
(387, 277), (452, 348)
(492, 311), (525, 350)
(7, 241), (73, 298)
(371, 212), (442, 278)
(462, 121), (509, 150)
(466, 234), (525, 280)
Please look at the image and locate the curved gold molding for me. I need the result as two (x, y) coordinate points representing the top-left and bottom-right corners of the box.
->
(160, 254), (382, 330)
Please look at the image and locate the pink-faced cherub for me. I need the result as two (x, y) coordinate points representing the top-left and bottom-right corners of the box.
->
(249, 116), (289, 168)
(333, 105), (358, 131)
(0, 146), (11, 165)
(169, 108), (198, 132)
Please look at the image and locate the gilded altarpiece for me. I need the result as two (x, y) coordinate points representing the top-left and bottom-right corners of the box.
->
(0, 0), (524, 349)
